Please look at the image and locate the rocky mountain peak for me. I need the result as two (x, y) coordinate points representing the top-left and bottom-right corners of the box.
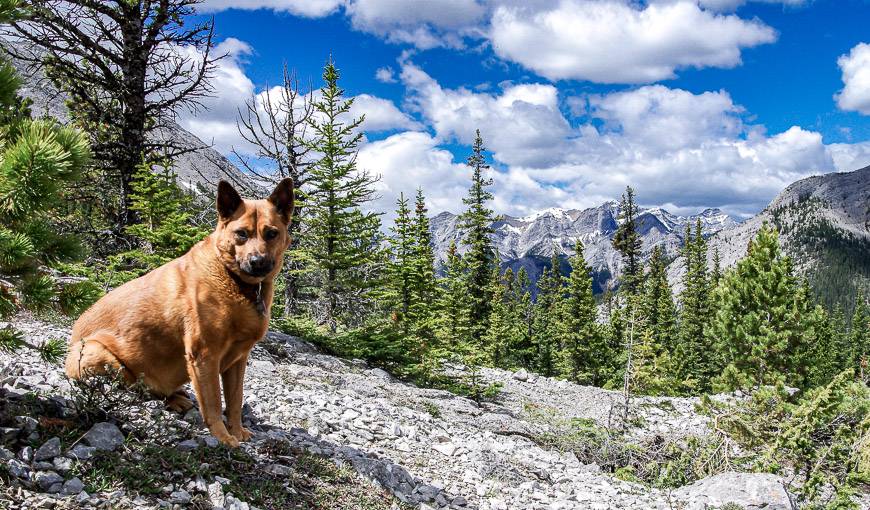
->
(432, 201), (739, 290)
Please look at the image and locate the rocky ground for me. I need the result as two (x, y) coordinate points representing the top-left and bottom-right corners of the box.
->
(0, 315), (838, 510)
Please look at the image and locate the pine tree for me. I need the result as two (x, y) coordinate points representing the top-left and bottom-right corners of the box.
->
(408, 188), (439, 343)
(558, 240), (605, 384)
(302, 60), (381, 332)
(436, 241), (471, 351)
(0, 6), (97, 362)
(709, 224), (805, 391)
(484, 255), (515, 367)
(381, 193), (415, 326)
(642, 246), (678, 353)
(13, 0), (219, 230)
(532, 252), (563, 377)
(458, 130), (497, 346)
(105, 161), (210, 285)
(849, 296), (869, 381)
(677, 220), (713, 392)
(612, 186), (642, 295)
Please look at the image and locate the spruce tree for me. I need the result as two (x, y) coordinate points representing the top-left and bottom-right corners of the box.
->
(436, 241), (471, 351)
(710, 247), (723, 289)
(532, 253), (563, 377)
(302, 60), (381, 332)
(458, 130), (497, 345)
(677, 220), (713, 391)
(381, 193), (415, 326)
(709, 224), (805, 391)
(105, 161), (210, 285)
(849, 296), (869, 380)
(642, 246), (678, 353)
(612, 186), (642, 295)
(509, 267), (536, 370)
(408, 188), (438, 342)
(558, 240), (605, 384)
(484, 255), (515, 367)
(0, 8), (97, 362)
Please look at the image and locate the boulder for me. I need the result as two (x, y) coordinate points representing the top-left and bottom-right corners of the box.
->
(673, 472), (793, 510)
(82, 423), (124, 451)
(33, 437), (61, 461)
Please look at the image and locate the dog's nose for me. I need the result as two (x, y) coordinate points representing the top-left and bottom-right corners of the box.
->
(247, 255), (273, 276)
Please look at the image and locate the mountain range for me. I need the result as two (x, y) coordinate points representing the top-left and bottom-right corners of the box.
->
(433, 165), (870, 307)
(431, 203), (738, 293)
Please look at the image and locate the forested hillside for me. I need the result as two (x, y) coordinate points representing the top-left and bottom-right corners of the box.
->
(0, 1), (868, 509)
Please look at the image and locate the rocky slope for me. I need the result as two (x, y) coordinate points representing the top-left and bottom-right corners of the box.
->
(431, 204), (736, 292)
(667, 165), (870, 298)
(1, 316), (807, 510)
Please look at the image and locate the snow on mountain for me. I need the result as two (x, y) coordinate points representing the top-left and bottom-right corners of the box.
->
(431, 202), (739, 292)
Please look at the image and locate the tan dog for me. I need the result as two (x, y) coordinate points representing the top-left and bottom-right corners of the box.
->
(66, 179), (293, 447)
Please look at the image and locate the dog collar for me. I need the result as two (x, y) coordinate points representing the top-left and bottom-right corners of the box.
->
(228, 271), (267, 316)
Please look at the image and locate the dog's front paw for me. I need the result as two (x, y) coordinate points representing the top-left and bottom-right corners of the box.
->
(229, 426), (253, 442)
(215, 432), (240, 448)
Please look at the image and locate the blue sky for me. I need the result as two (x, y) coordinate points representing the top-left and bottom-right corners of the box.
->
(178, 0), (870, 220)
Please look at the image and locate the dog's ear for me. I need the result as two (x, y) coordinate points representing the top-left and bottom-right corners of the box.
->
(217, 180), (243, 220)
(268, 178), (294, 223)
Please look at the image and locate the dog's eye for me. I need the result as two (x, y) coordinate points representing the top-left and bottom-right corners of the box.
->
(234, 230), (248, 241)
(265, 230), (279, 241)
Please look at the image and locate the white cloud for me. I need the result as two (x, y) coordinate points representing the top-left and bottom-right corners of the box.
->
(401, 61), (573, 167)
(587, 85), (744, 150)
(489, 0), (776, 83)
(375, 66), (397, 83)
(345, 0), (486, 49)
(198, 1), (786, 84)
(395, 61), (841, 217)
(835, 42), (870, 115)
(357, 131), (470, 221)
(198, 0), (343, 17)
(827, 141), (870, 172)
(350, 94), (422, 131)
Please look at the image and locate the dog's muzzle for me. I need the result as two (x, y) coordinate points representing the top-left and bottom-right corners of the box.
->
(241, 255), (274, 277)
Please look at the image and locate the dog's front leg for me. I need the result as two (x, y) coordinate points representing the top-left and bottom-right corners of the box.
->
(185, 340), (238, 447)
(222, 355), (253, 442)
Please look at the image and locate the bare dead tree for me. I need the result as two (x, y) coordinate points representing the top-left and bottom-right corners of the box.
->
(232, 64), (315, 316)
(8, 0), (219, 231)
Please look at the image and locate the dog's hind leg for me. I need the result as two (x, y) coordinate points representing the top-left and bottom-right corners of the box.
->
(65, 331), (133, 382)
(165, 389), (194, 413)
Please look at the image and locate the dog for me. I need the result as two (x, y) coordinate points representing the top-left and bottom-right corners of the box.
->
(66, 179), (293, 447)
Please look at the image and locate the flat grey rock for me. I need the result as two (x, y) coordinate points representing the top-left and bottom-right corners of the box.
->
(672, 471), (792, 510)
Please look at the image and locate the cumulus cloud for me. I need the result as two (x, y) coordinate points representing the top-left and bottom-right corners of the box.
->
(835, 42), (870, 115)
(198, 0), (342, 17)
(375, 66), (398, 83)
(394, 60), (841, 217)
(174, 38), (256, 154)
(401, 61), (573, 167)
(199, 1), (785, 84)
(489, 0), (776, 83)
(345, 0), (486, 49)
(827, 141), (870, 172)
(356, 131), (470, 221)
(350, 94), (422, 131)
